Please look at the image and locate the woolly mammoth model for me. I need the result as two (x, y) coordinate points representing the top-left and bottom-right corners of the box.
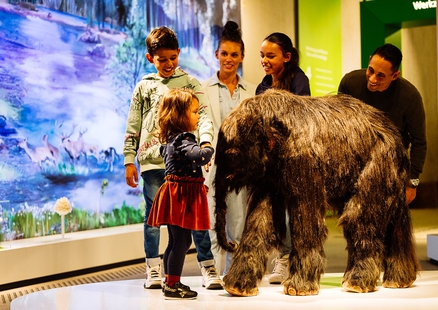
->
(213, 89), (419, 297)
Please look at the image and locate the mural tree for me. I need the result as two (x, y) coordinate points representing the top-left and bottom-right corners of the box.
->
(105, 17), (148, 116)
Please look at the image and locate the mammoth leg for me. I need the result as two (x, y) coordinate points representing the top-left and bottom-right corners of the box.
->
(223, 193), (276, 297)
(382, 199), (419, 288)
(283, 197), (327, 296)
(339, 194), (383, 293)
(339, 151), (419, 293)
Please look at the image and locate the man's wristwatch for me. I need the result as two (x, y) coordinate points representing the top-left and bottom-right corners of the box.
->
(409, 178), (420, 188)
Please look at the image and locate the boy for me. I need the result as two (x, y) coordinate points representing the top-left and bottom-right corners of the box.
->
(123, 26), (222, 290)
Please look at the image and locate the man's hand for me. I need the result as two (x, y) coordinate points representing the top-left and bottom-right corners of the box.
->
(406, 187), (417, 205)
(125, 163), (139, 188)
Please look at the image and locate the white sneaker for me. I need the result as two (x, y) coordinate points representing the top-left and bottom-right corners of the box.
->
(144, 263), (162, 289)
(268, 254), (289, 284)
(200, 261), (223, 289)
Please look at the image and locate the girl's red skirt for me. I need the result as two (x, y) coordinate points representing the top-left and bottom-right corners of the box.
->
(147, 175), (210, 230)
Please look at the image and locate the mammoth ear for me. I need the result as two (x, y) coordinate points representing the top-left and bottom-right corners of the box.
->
(266, 117), (288, 151)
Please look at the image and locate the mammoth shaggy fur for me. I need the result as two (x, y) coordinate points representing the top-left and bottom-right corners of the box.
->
(213, 89), (419, 297)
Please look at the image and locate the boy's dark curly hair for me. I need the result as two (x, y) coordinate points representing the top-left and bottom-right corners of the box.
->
(146, 26), (179, 56)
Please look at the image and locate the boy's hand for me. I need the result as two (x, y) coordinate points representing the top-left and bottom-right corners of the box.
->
(125, 164), (139, 188)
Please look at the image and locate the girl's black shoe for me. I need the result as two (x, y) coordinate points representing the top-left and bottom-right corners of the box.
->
(162, 282), (191, 294)
(164, 281), (197, 300)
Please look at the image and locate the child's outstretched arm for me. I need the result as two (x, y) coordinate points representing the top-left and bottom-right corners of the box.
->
(190, 78), (214, 145)
(192, 79), (214, 172)
(182, 142), (214, 166)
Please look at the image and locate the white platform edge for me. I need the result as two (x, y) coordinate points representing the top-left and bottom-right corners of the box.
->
(10, 271), (438, 310)
(0, 225), (174, 285)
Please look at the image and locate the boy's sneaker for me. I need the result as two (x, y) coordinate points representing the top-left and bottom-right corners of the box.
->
(144, 264), (162, 289)
(164, 282), (197, 300)
(268, 254), (289, 284)
(200, 264), (223, 289)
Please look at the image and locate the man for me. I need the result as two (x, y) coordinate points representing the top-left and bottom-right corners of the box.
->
(338, 43), (427, 204)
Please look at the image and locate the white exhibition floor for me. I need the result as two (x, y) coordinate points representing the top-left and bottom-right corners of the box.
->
(10, 271), (438, 310)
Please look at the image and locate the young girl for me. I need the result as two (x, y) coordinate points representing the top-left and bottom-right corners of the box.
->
(257, 32), (310, 96)
(256, 32), (310, 285)
(147, 88), (214, 300)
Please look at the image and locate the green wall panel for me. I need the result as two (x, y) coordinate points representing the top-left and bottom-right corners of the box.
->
(360, 0), (436, 68)
(298, 0), (342, 96)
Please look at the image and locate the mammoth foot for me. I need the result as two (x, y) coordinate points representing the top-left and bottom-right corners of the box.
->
(382, 265), (417, 289)
(382, 279), (415, 289)
(342, 261), (379, 293)
(342, 274), (378, 293)
(222, 273), (260, 297)
(224, 285), (258, 297)
(342, 280), (376, 293)
(283, 279), (320, 296)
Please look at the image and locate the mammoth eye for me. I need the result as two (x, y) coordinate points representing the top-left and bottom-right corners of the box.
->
(225, 147), (240, 156)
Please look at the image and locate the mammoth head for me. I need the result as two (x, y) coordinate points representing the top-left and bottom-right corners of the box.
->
(213, 89), (297, 252)
(213, 92), (289, 251)
(213, 91), (288, 194)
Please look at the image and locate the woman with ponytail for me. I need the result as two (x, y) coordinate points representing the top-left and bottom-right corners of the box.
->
(257, 32), (310, 95)
(202, 20), (256, 276)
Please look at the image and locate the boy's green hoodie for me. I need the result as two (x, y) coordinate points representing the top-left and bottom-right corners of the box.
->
(123, 68), (214, 172)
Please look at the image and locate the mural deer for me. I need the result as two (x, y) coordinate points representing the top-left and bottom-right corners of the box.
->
(18, 138), (57, 169)
(99, 147), (120, 172)
(83, 142), (101, 163)
(55, 121), (87, 165)
(42, 134), (61, 163)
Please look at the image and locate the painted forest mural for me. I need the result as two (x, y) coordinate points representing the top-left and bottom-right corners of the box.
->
(0, 0), (240, 242)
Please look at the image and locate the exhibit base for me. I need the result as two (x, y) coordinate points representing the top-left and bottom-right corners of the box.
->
(10, 271), (438, 310)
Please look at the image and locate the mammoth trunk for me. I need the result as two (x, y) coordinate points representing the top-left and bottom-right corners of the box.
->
(213, 138), (238, 252)
(213, 182), (236, 252)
